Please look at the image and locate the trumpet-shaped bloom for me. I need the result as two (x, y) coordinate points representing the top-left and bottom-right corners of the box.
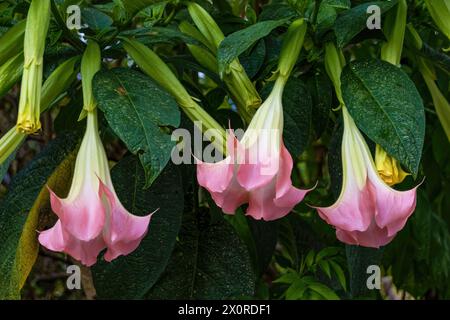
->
(197, 79), (311, 221)
(38, 112), (152, 266)
(314, 107), (418, 248)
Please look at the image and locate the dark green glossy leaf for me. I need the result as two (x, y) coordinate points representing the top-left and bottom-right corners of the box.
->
(93, 68), (180, 187)
(341, 59), (425, 174)
(147, 210), (255, 299)
(0, 133), (79, 299)
(334, 1), (397, 47)
(92, 156), (183, 299)
(217, 19), (289, 74)
(81, 7), (113, 31)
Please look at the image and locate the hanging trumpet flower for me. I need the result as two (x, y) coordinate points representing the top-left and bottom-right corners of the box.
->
(197, 19), (312, 220)
(38, 42), (152, 266)
(16, 0), (51, 134)
(314, 43), (419, 248)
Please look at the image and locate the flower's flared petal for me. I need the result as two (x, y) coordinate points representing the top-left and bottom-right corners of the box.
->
(335, 219), (395, 248)
(209, 176), (249, 214)
(49, 187), (105, 241)
(196, 131), (238, 193)
(315, 177), (375, 233)
(369, 174), (418, 237)
(98, 181), (152, 262)
(236, 144), (280, 191)
(38, 220), (106, 266)
(197, 157), (234, 193)
(246, 180), (280, 220)
(274, 142), (311, 207)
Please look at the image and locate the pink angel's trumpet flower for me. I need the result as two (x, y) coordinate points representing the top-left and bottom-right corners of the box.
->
(314, 107), (418, 248)
(197, 78), (312, 221)
(38, 111), (152, 266)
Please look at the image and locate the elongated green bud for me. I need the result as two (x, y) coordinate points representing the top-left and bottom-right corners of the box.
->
(185, 4), (261, 123)
(277, 19), (307, 81)
(187, 2), (224, 52)
(179, 21), (215, 53)
(381, 0), (407, 66)
(81, 41), (101, 112)
(424, 0), (450, 40)
(324, 42), (346, 105)
(122, 38), (227, 153)
(0, 53), (23, 98)
(1, 56), (79, 165)
(41, 56), (80, 112)
(0, 20), (26, 66)
(16, 0), (51, 134)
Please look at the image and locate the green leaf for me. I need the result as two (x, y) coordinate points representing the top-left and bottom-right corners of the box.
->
(317, 0), (351, 34)
(308, 282), (340, 300)
(226, 209), (278, 276)
(0, 133), (79, 299)
(121, 27), (202, 46)
(305, 250), (315, 269)
(315, 246), (341, 262)
(92, 156), (184, 299)
(285, 277), (309, 300)
(93, 68), (180, 187)
(329, 259), (347, 290)
(334, 1), (398, 47)
(273, 270), (301, 284)
(81, 7), (113, 31)
(121, 0), (165, 17)
(318, 260), (332, 278)
(147, 211), (255, 299)
(282, 78), (313, 156)
(217, 19), (289, 74)
(239, 39), (266, 78)
(341, 59), (425, 174)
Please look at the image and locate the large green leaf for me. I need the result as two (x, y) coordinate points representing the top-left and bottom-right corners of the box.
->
(334, 1), (397, 47)
(81, 7), (113, 31)
(121, 0), (164, 17)
(0, 133), (79, 299)
(226, 209), (278, 276)
(341, 59), (425, 175)
(93, 68), (180, 187)
(92, 156), (183, 299)
(316, 0), (351, 34)
(147, 210), (255, 299)
(217, 19), (289, 74)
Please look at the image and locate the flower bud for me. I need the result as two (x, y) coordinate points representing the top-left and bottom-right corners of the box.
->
(16, 0), (51, 134)
(381, 0), (407, 66)
(324, 42), (346, 105)
(81, 41), (101, 112)
(277, 19), (307, 80)
(375, 145), (410, 186)
(424, 0), (450, 40)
